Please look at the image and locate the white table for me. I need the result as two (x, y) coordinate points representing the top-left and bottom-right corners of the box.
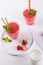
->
(0, 0), (43, 65)
(0, 24), (43, 65)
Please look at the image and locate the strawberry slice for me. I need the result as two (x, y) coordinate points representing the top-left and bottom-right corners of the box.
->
(22, 45), (26, 50)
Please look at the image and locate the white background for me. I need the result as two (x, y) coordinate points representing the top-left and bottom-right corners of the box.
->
(0, 0), (43, 65)
(0, 0), (43, 25)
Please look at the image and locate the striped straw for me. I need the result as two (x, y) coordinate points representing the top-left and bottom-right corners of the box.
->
(1, 18), (6, 25)
(28, 0), (30, 12)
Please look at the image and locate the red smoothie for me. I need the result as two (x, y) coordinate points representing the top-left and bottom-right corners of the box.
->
(23, 9), (36, 25)
(6, 22), (19, 39)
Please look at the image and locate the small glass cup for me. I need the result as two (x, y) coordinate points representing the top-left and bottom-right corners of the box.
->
(30, 49), (41, 65)
(23, 9), (36, 25)
(6, 22), (19, 39)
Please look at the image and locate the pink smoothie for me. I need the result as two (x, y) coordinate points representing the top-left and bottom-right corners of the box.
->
(23, 9), (36, 25)
(6, 22), (19, 39)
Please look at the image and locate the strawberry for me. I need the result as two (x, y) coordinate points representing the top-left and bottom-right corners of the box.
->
(22, 40), (28, 45)
(17, 45), (27, 51)
(17, 40), (27, 51)
(17, 45), (22, 50)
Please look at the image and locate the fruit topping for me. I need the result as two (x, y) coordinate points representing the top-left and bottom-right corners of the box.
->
(17, 45), (22, 50)
(17, 40), (28, 51)
(22, 40), (28, 45)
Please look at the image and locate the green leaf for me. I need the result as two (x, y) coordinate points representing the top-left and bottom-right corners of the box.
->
(3, 25), (11, 32)
(2, 37), (8, 42)
(7, 25), (11, 32)
(8, 39), (12, 42)
(2, 37), (12, 43)
(31, 10), (37, 16)
(28, 10), (37, 16)
(3, 25), (6, 29)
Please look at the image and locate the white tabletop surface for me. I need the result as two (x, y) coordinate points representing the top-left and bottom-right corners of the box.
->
(0, 0), (43, 65)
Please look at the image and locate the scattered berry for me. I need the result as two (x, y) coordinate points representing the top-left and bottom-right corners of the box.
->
(22, 40), (28, 45)
(17, 40), (28, 51)
(17, 45), (22, 50)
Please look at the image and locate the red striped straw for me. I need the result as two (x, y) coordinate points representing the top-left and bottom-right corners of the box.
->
(1, 18), (6, 25)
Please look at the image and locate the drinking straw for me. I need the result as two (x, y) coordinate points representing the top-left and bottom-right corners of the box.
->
(28, 0), (30, 12)
(1, 18), (6, 25)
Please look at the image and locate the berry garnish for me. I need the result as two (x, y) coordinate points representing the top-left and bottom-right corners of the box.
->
(17, 45), (22, 50)
(22, 40), (28, 45)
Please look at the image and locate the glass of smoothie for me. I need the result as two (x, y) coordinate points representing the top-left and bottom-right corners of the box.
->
(1, 18), (19, 39)
(23, 0), (37, 25)
(6, 22), (19, 39)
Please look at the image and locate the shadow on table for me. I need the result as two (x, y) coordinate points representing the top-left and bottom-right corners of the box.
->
(35, 16), (43, 26)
